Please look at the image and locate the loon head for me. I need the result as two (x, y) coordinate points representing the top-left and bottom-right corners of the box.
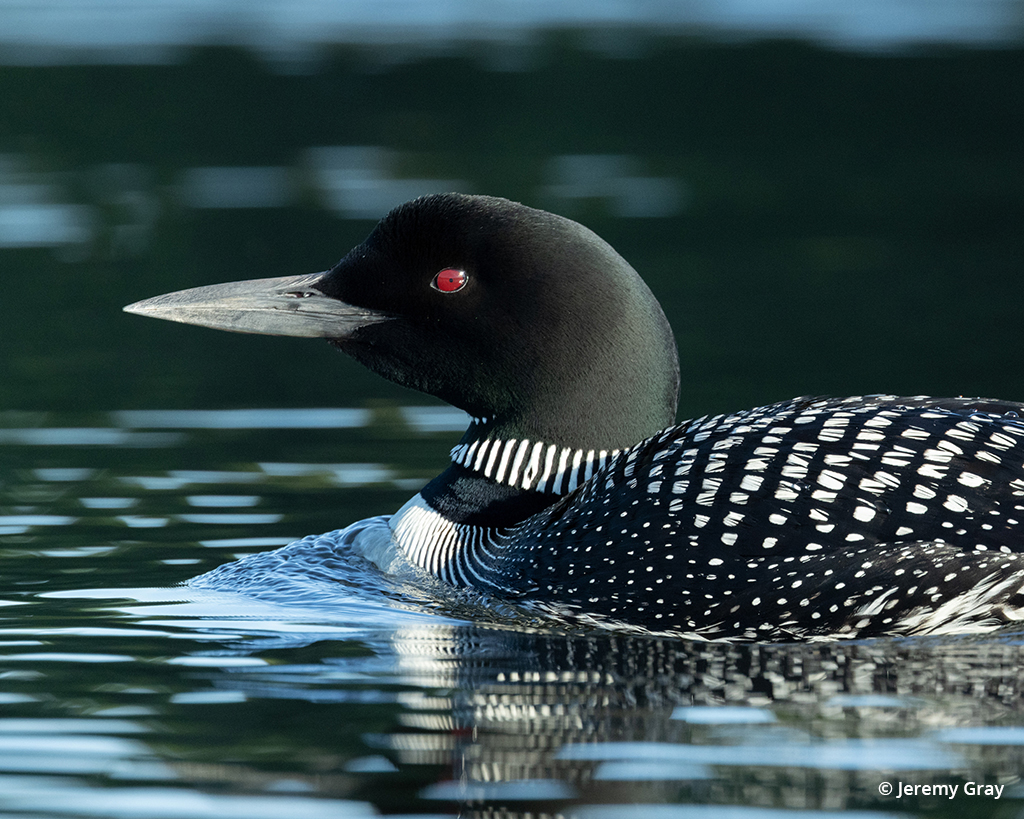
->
(125, 193), (679, 454)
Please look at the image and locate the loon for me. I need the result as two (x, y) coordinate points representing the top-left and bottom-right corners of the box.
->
(125, 193), (1024, 641)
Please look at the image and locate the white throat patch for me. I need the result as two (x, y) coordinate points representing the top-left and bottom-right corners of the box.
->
(388, 493), (509, 588)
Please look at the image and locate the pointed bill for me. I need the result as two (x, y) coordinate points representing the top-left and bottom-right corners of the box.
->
(123, 272), (389, 338)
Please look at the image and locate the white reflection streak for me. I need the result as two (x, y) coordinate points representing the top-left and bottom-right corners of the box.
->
(0, 429), (183, 447)
(112, 408), (371, 429)
(557, 738), (961, 770)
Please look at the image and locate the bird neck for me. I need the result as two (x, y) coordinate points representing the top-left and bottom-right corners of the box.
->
(389, 417), (626, 571)
(449, 416), (621, 497)
(387, 492), (517, 590)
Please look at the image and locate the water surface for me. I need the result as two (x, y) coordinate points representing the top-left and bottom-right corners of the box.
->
(2, 18), (1024, 818)
(3, 408), (1024, 818)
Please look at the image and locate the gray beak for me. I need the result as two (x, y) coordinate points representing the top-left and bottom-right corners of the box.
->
(123, 272), (389, 338)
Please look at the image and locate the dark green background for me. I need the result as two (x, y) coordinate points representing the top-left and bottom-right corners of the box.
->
(2, 37), (1022, 419)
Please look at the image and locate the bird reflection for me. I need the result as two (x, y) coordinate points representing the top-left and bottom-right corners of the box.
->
(363, 625), (1024, 816)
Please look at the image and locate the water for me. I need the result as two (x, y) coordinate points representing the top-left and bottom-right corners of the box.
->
(2, 9), (1024, 816)
(4, 408), (1024, 818)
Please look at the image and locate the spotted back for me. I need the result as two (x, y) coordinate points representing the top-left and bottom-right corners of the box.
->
(501, 396), (1024, 639)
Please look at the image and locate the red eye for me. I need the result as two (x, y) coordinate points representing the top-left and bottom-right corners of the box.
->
(432, 268), (467, 293)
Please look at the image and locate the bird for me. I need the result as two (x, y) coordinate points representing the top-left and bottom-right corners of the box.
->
(125, 192), (1024, 641)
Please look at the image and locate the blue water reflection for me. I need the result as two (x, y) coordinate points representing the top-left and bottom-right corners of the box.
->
(15, 563), (1024, 818)
(557, 739), (961, 771)
(0, 428), (183, 446)
(1, 0), (1020, 62)
(114, 408), (378, 429)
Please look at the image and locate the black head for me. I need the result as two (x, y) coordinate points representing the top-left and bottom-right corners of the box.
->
(126, 193), (680, 452)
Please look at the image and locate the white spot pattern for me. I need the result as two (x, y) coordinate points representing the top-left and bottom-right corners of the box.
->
(396, 396), (1024, 641)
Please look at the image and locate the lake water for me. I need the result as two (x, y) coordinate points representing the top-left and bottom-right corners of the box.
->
(4, 408), (1024, 818)
(2, 9), (1024, 817)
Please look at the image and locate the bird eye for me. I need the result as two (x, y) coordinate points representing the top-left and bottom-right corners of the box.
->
(431, 268), (467, 293)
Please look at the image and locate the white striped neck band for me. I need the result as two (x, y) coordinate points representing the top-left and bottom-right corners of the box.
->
(389, 493), (509, 589)
(450, 433), (621, 495)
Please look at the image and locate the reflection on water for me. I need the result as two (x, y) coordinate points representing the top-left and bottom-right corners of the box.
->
(543, 154), (686, 219)
(0, 155), (94, 250)
(0, 144), (686, 257)
(3, 408), (1024, 817)
(305, 146), (471, 220)
(1, 0), (1020, 61)
(5, 33), (1022, 426)
(114, 408), (380, 429)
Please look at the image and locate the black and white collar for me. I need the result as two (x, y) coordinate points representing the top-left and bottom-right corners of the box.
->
(450, 432), (620, 495)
